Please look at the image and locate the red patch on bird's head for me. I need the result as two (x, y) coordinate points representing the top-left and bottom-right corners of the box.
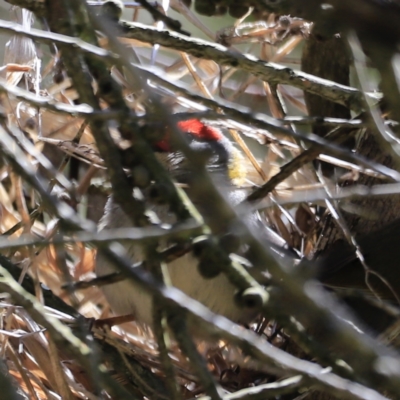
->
(177, 119), (223, 142)
(155, 119), (222, 152)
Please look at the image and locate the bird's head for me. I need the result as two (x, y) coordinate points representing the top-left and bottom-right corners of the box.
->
(155, 119), (247, 187)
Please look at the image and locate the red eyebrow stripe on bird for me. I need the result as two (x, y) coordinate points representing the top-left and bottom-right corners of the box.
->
(177, 119), (223, 142)
(156, 120), (223, 152)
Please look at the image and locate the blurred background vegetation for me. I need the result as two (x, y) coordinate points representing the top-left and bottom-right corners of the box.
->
(0, 1), (399, 399)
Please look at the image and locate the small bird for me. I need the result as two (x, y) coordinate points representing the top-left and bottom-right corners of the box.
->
(95, 120), (275, 326)
(96, 119), (400, 334)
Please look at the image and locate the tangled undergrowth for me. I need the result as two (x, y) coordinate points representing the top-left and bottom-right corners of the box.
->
(0, 1), (399, 399)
